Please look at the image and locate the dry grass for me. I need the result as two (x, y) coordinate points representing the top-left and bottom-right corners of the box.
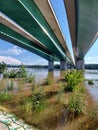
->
(0, 78), (98, 130)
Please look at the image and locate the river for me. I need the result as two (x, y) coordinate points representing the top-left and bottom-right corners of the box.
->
(0, 68), (98, 129)
(1, 68), (98, 102)
(84, 70), (98, 103)
(28, 68), (98, 103)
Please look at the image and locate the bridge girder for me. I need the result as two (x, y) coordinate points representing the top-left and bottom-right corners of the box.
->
(64, 0), (98, 62)
(0, 0), (73, 63)
(0, 23), (58, 61)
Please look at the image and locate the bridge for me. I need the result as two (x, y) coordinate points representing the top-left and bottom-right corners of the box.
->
(0, 0), (98, 71)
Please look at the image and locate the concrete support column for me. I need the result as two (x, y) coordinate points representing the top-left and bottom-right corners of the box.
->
(76, 59), (84, 70)
(48, 60), (54, 72)
(60, 60), (67, 71)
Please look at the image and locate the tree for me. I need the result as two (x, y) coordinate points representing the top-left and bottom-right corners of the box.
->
(17, 64), (27, 78)
(0, 62), (6, 73)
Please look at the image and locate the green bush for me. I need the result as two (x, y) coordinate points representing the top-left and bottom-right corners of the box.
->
(9, 70), (17, 78)
(4, 64), (27, 79)
(73, 85), (86, 93)
(0, 62), (6, 74)
(0, 91), (13, 102)
(26, 74), (35, 83)
(65, 70), (84, 91)
(88, 80), (94, 85)
(45, 78), (52, 85)
(16, 64), (27, 78)
(68, 93), (86, 118)
(32, 92), (45, 112)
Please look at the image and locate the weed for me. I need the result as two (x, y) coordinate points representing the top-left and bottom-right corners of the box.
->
(45, 78), (52, 85)
(0, 91), (13, 102)
(32, 92), (45, 112)
(88, 80), (94, 85)
(65, 70), (84, 91)
(27, 74), (35, 83)
(57, 83), (64, 102)
(68, 93), (86, 119)
(7, 80), (14, 91)
(16, 64), (27, 78)
(73, 85), (86, 93)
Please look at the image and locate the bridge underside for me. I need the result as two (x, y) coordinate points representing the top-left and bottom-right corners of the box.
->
(0, 0), (73, 67)
(64, 0), (98, 69)
(0, 0), (97, 70)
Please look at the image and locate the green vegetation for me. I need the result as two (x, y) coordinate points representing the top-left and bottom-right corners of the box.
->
(32, 92), (45, 112)
(68, 93), (86, 118)
(17, 64), (27, 78)
(0, 62), (6, 73)
(45, 78), (52, 85)
(26, 74), (35, 83)
(88, 79), (94, 85)
(0, 91), (13, 102)
(0, 70), (98, 130)
(6, 80), (14, 91)
(4, 64), (27, 78)
(65, 70), (84, 91)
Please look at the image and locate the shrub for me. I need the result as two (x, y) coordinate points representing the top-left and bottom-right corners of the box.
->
(73, 85), (86, 94)
(65, 70), (84, 91)
(17, 64), (27, 78)
(45, 78), (52, 85)
(32, 92), (45, 112)
(4, 64), (27, 79)
(26, 74), (35, 83)
(9, 70), (17, 78)
(0, 62), (6, 74)
(68, 93), (86, 118)
(88, 80), (94, 85)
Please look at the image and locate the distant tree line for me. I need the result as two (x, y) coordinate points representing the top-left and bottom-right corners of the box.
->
(85, 64), (98, 70)
(3, 63), (98, 70)
(7, 64), (60, 69)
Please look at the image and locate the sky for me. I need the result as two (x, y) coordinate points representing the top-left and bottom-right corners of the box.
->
(0, 0), (98, 65)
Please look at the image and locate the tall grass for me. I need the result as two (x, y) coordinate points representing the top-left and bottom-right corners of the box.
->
(0, 91), (13, 102)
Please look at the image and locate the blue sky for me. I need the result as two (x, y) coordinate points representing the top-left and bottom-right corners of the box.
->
(0, 0), (98, 65)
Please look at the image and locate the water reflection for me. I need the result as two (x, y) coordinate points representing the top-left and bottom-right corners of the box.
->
(47, 71), (54, 81)
(84, 70), (98, 103)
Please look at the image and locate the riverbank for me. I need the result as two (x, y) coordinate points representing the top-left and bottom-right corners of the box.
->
(0, 70), (98, 130)
(0, 106), (37, 130)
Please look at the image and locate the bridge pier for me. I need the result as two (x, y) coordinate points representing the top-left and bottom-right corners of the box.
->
(60, 60), (67, 71)
(48, 60), (54, 71)
(76, 59), (84, 70)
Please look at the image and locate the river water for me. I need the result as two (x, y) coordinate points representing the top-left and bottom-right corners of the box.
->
(1, 68), (98, 102)
(26, 68), (98, 103)
(84, 70), (98, 103)
(0, 68), (98, 129)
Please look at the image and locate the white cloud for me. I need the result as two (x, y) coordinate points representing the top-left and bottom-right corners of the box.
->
(84, 56), (98, 64)
(0, 46), (24, 55)
(9, 46), (23, 55)
(24, 59), (48, 65)
(0, 56), (22, 65)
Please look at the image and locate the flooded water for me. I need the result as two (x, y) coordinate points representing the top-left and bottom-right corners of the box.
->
(8, 67), (60, 83)
(27, 69), (98, 103)
(84, 70), (98, 103)
(1, 68), (98, 103)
